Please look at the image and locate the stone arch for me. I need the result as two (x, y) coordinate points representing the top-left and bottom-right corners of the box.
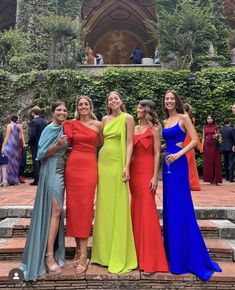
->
(82, 0), (156, 64)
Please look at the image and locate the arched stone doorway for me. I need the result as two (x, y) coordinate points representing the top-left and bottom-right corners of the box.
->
(82, 0), (156, 64)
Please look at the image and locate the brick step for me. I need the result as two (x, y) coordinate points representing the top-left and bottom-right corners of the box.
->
(0, 236), (234, 263)
(1, 217), (235, 239)
(0, 260), (235, 289)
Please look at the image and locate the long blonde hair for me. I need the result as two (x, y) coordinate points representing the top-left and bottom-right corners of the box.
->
(75, 96), (97, 120)
(105, 91), (126, 114)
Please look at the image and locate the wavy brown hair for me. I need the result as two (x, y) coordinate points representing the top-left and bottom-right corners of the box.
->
(105, 91), (126, 114)
(162, 89), (184, 118)
(139, 99), (160, 127)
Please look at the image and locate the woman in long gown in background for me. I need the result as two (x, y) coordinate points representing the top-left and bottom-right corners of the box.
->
(129, 100), (169, 274)
(183, 103), (203, 191)
(162, 90), (221, 281)
(21, 101), (68, 281)
(1, 115), (23, 185)
(64, 96), (102, 273)
(91, 91), (137, 274)
(202, 115), (222, 185)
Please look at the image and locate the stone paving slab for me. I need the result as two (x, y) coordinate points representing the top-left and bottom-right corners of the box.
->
(0, 179), (235, 208)
(0, 261), (234, 282)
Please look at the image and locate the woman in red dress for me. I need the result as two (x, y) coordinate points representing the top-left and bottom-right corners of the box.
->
(183, 104), (203, 191)
(202, 115), (222, 185)
(129, 100), (169, 274)
(64, 96), (102, 273)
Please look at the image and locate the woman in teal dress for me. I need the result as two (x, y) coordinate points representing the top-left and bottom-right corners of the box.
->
(21, 101), (68, 281)
(91, 91), (137, 274)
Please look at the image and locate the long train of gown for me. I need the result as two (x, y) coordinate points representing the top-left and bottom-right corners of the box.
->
(162, 122), (221, 281)
(91, 113), (137, 274)
(21, 126), (67, 281)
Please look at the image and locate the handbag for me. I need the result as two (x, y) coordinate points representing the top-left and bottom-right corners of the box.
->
(0, 154), (8, 165)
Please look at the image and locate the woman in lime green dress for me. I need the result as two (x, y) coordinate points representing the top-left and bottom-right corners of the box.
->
(91, 91), (137, 274)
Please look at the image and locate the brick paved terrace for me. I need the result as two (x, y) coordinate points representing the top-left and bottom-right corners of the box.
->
(0, 179), (234, 289)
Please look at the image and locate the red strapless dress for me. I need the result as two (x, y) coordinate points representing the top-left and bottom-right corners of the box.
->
(64, 120), (98, 238)
(129, 127), (169, 273)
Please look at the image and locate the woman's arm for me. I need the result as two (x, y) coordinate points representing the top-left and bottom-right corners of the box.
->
(166, 114), (197, 164)
(150, 126), (161, 193)
(123, 114), (135, 182)
(1, 124), (12, 153)
(19, 124), (26, 146)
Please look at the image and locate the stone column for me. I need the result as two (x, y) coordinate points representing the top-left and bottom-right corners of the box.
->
(15, 0), (22, 27)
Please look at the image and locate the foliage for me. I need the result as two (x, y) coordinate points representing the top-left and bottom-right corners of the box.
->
(37, 14), (85, 68)
(153, 0), (230, 70)
(0, 28), (27, 67)
(1, 67), (235, 170)
(8, 53), (48, 73)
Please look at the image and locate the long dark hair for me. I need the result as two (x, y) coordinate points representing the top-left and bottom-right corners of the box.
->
(162, 89), (184, 118)
(139, 99), (160, 127)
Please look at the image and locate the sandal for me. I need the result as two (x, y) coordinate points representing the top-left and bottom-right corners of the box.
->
(75, 254), (89, 274)
(45, 252), (62, 275)
(73, 249), (81, 268)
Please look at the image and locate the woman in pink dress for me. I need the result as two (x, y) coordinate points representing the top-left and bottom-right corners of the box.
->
(202, 115), (222, 185)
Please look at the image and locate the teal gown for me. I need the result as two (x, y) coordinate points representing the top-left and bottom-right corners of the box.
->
(21, 123), (67, 281)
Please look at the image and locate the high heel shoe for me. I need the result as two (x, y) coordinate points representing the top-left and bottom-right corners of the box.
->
(75, 254), (89, 274)
(45, 252), (62, 275)
(73, 249), (81, 268)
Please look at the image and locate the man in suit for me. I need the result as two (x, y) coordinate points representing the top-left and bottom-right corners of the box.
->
(221, 118), (234, 182)
(28, 106), (47, 185)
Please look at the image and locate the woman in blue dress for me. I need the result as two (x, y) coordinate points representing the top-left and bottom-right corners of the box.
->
(21, 101), (68, 281)
(162, 90), (222, 281)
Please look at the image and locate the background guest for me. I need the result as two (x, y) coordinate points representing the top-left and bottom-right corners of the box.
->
(28, 106), (47, 186)
(220, 118), (234, 182)
(1, 115), (22, 185)
(202, 115), (222, 185)
(183, 103), (203, 191)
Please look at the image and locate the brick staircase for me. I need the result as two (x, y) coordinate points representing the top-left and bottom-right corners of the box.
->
(0, 206), (235, 289)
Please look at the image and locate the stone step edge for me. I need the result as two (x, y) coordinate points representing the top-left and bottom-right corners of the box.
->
(1, 206), (235, 219)
(1, 217), (235, 239)
(0, 261), (235, 283)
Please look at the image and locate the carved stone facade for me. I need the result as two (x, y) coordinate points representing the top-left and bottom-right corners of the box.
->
(1, 0), (235, 63)
(82, 0), (156, 64)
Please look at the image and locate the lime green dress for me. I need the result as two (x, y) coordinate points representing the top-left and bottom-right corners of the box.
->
(91, 113), (137, 274)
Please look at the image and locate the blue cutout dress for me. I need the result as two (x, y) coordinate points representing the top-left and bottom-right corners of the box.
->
(162, 122), (222, 281)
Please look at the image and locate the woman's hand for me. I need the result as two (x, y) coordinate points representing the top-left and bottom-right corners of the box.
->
(166, 152), (181, 164)
(122, 167), (130, 182)
(56, 135), (67, 146)
(149, 177), (158, 194)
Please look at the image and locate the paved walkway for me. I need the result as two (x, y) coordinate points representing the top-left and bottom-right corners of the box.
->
(0, 179), (234, 207)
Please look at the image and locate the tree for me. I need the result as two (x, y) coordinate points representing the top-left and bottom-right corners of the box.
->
(149, 0), (226, 69)
(38, 14), (86, 69)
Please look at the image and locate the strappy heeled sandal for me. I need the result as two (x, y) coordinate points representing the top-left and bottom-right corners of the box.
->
(73, 249), (81, 268)
(75, 254), (89, 274)
(45, 252), (62, 275)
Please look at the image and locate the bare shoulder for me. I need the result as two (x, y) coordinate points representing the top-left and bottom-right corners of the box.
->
(101, 115), (109, 122)
(93, 120), (102, 129)
(125, 113), (134, 122)
(181, 113), (191, 124)
(151, 125), (161, 137)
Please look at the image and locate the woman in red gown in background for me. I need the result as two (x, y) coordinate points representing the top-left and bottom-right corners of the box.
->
(129, 100), (169, 274)
(64, 96), (102, 273)
(183, 104), (203, 191)
(202, 115), (222, 185)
